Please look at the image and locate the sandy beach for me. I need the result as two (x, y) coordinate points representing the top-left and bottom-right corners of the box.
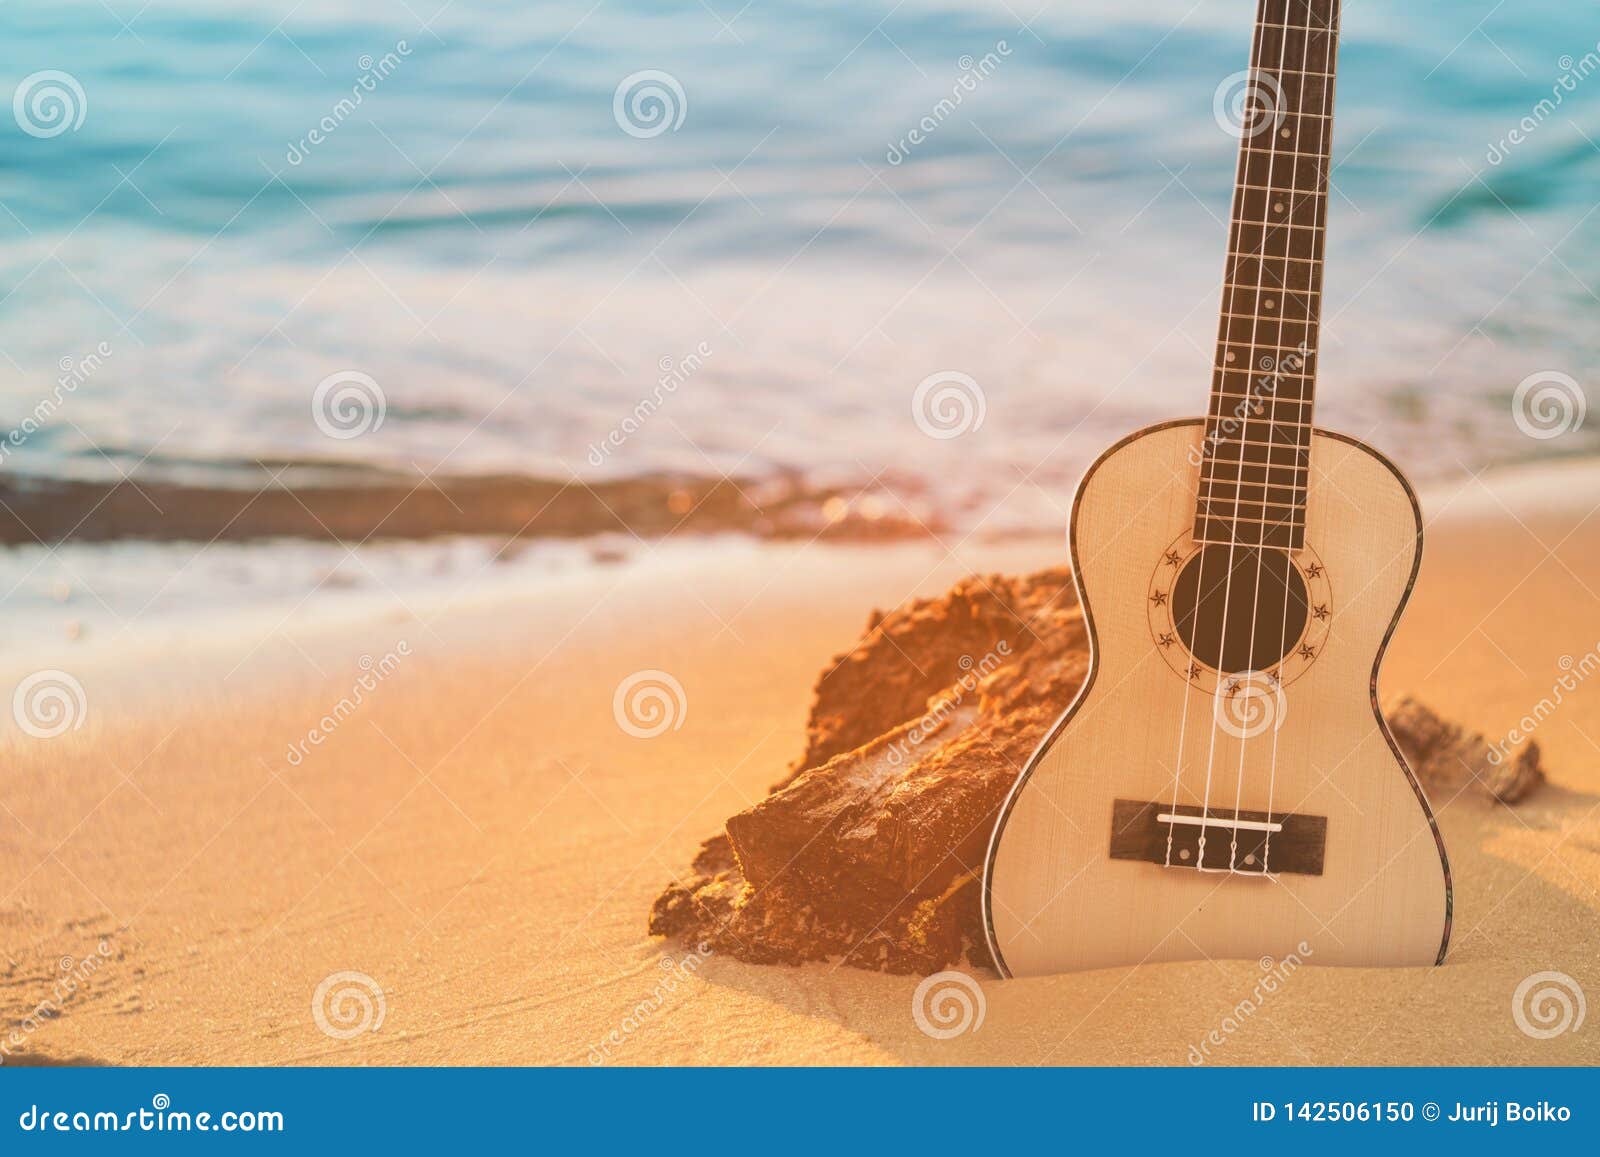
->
(3, 461), (1599, 1067)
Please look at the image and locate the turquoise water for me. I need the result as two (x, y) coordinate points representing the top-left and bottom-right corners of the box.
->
(1, 0), (1597, 540)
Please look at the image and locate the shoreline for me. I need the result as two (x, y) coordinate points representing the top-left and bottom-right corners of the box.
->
(12, 452), (1600, 685)
(2, 454), (1598, 1065)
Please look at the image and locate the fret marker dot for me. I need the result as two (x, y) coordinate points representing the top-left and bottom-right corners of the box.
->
(1274, 202), (1285, 213)
(1179, 849), (1191, 861)
(1265, 299), (1276, 310)
(1244, 853), (1258, 866)
(1225, 350), (1236, 363)
(1279, 128), (1290, 139)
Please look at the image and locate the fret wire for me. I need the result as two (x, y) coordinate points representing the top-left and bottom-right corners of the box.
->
(1210, 384), (1319, 400)
(1209, 408), (1314, 421)
(1197, 478), (1310, 495)
(1247, 105), (1332, 119)
(1210, 405), (1313, 415)
(1220, 314), (1320, 325)
(1197, 506), (1308, 522)
(1236, 183), (1330, 196)
(1203, 412), (1318, 425)
(1205, 453), (1312, 468)
(1214, 367), (1317, 382)
(1200, 496), (1310, 510)
(1198, 490), (1308, 504)
(1195, 537), (1307, 549)
(1202, 457), (1312, 469)
(1203, 470), (1312, 489)
(1206, 416), (1317, 430)
(1253, 67), (1335, 78)
(1194, 511), (1306, 527)
(1222, 219), (1324, 230)
(1203, 434), (1313, 450)
(1210, 382), (1317, 394)
(1205, 421), (1317, 433)
(1226, 257), (1322, 271)
(1220, 281), (1322, 296)
(1201, 461), (1312, 476)
(1197, 487), (1309, 504)
(1196, 531), (1305, 544)
(1215, 359), (1319, 369)
(1238, 146), (1335, 161)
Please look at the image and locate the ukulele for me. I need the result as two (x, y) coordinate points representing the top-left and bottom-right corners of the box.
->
(982, 0), (1450, 976)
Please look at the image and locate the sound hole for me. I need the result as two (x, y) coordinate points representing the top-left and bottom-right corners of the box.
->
(1171, 545), (1309, 674)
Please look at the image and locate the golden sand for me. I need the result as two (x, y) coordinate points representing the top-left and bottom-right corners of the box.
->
(2, 463), (1598, 1066)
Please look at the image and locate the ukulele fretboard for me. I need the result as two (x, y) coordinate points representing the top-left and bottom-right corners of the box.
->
(1196, 0), (1340, 551)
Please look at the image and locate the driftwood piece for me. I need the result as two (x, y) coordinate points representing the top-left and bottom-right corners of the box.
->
(1384, 695), (1544, 805)
(650, 566), (1547, 974)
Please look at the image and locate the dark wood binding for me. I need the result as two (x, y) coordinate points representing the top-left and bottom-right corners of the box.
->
(1196, 0), (1342, 551)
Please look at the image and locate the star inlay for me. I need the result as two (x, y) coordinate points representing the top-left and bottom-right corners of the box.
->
(1150, 591), (1168, 607)
(1312, 603), (1330, 621)
(1304, 562), (1324, 579)
(1163, 550), (1182, 567)
(1157, 632), (1177, 648)
(1297, 643), (1317, 660)
(1187, 663), (1203, 680)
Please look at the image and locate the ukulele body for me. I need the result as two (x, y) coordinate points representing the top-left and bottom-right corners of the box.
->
(983, 419), (1450, 977)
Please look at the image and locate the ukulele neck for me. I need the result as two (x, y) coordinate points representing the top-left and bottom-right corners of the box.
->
(1197, 0), (1341, 551)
